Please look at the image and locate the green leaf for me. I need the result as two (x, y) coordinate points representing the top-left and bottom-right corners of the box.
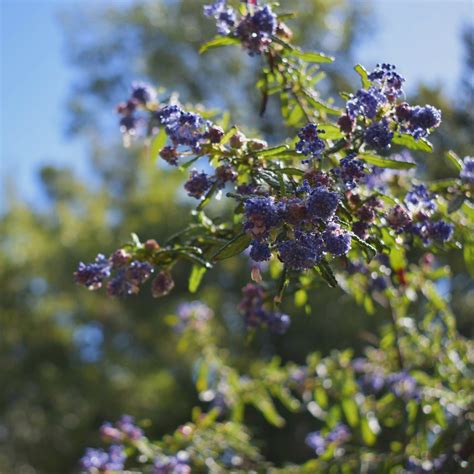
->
(302, 89), (342, 115)
(252, 389), (285, 427)
(351, 233), (377, 261)
(342, 398), (359, 427)
(290, 50), (334, 63)
(447, 194), (465, 214)
(354, 64), (371, 89)
(257, 144), (289, 157)
(188, 265), (206, 293)
(294, 289), (307, 307)
(199, 36), (239, 54)
(316, 261), (338, 288)
(359, 153), (417, 170)
(213, 232), (251, 261)
(445, 150), (463, 171)
(464, 241), (474, 277)
(314, 387), (328, 409)
(150, 128), (167, 161)
(318, 123), (344, 140)
(392, 133), (433, 152)
(361, 417), (376, 446)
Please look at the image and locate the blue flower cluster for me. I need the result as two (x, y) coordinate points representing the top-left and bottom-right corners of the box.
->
(338, 64), (441, 151)
(295, 123), (326, 159)
(460, 156), (474, 184)
(80, 445), (126, 473)
(74, 250), (158, 297)
(238, 283), (290, 334)
(353, 360), (420, 402)
(100, 415), (143, 443)
(174, 301), (214, 333)
(204, 1), (280, 55)
(153, 451), (191, 474)
(243, 177), (354, 270)
(305, 424), (350, 456)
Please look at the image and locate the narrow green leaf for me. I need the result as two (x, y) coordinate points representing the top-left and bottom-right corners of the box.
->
(351, 233), (377, 261)
(150, 128), (167, 161)
(199, 36), (239, 54)
(392, 133), (433, 152)
(290, 50), (334, 63)
(445, 150), (463, 171)
(359, 153), (417, 170)
(302, 89), (342, 115)
(361, 417), (377, 446)
(354, 64), (371, 89)
(188, 265), (206, 293)
(342, 398), (359, 427)
(257, 144), (289, 157)
(316, 261), (338, 288)
(213, 232), (251, 261)
(318, 123), (344, 140)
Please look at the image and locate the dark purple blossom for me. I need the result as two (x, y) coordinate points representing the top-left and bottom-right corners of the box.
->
(249, 240), (271, 262)
(332, 153), (366, 189)
(405, 184), (437, 213)
(367, 63), (405, 100)
(323, 224), (352, 256)
(215, 164), (238, 188)
(408, 105), (442, 138)
(295, 123), (326, 158)
(427, 220), (454, 242)
(244, 196), (281, 240)
(74, 254), (111, 290)
(346, 87), (387, 119)
(387, 204), (412, 232)
(236, 5), (277, 55)
(184, 170), (214, 199)
(364, 119), (393, 151)
(278, 232), (325, 270)
(151, 271), (175, 298)
(160, 146), (179, 166)
(460, 156), (474, 184)
(131, 81), (157, 105)
(307, 187), (340, 221)
(107, 260), (153, 297)
(204, 0), (237, 36)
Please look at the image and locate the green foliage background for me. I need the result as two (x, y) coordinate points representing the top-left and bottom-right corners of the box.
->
(0, 1), (472, 472)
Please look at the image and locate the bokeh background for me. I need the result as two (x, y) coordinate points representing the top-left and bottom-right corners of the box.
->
(1, 0), (473, 472)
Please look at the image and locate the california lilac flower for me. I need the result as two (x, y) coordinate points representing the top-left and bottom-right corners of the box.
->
(244, 196), (281, 240)
(100, 415), (143, 442)
(74, 254), (112, 290)
(387, 204), (412, 232)
(80, 445), (126, 473)
(236, 4), (277, 55)
(238, 283), (290, 333)
(295, 123), (326, 158)
(184, 170), (214, 199)
(387, 372), (420, 401)
(131, 81), (157, 106)
(280, 197), (308, 226)
(307, 187), (340, 221)
(367, 63), (405, 100)
(107, 261), (154, 297)
(306, 424), (350, 456)
(151, 271), (175, 298)
(405, 184), (437, 213)
(215, 164), (238, 188)
(346, 87), (387, 119)
(323, 224), (352, 256)
(332, 153), (366, 189)
(249, 240), (272, 262)
(203, 0), (237, 35)
(408, 105), (442, 138)
(174, 301), (213, 333)
(427, 220), (454, 242)
(278, 232), (325, 270)
(460, 156), (474, 184)
(153, 451), (191, 474)
(160, 146), (179, 166)
(364, 119), (393, 151)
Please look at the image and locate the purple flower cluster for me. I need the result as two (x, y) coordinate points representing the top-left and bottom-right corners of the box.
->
(80, 445), (126, 473)
(184, 170), (214, 199)
(278, 232), (325, 270)
(100, 415), (143, 443)
(339, 63), (441, 149)
(460, 156), (474, 184)
(305, 424), (350, 456)
(75, 250), (159, 297)
(238, 283), (290, 334)
(74, 254), (111, 290)
(204, 1), (279, 55)
(174, 301), (214, 333)
(153, 451), (191, 474)
(244, 196), (281, 240)
(236, 4), (277, 55)
(203, 0), (237, 35)
(116, 81), (157, 135)
(295, 123), (326, 159)
(331, 153), (366, 189)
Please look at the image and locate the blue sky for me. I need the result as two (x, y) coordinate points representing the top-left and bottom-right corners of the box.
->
(1, 0), (473, 211)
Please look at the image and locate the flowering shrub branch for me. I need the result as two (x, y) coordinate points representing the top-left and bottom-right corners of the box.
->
(75, 1), (473, 472)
